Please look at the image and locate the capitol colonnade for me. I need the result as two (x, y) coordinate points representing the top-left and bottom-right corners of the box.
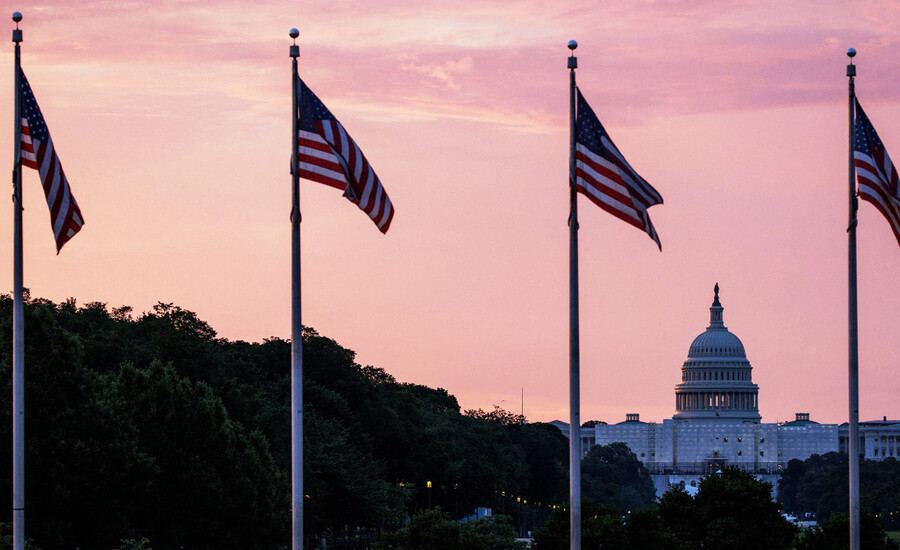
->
(675, 391), (758, 412)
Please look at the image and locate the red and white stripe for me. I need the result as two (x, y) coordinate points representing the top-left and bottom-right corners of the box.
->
(298, 121), (394, 234)
(855, 147), (900, 246)
(575, 138), (661, 248)
(20, 119), (83, 252)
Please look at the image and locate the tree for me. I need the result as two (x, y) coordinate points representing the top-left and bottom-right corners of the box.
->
(623, 505), (682, 550)
(792, 510), (900, 550)
(506, 422), (568, 506)
(458, 515), (525, 550)
(108, 361), (288, 549)
(380, 508), (524, 550)
(694, 467), (797, 550)
(464, 405), (525, 426)
(0, 294), (573, 547)
(656, 485), (702, 549)
(779, 452), (900, 529)
(581, 442), (656, 513)
(531, 499), (626, 550)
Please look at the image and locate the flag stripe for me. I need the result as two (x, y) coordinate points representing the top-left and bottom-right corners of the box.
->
(854, 98), (900, 247)
(575, 88), (662, 249)
(856, 158), (900, 237)
(576, 145), (641, 214)
(296, 80), (394, 233)
(599, 135), (662, 206)
(18, 68), (83, 252)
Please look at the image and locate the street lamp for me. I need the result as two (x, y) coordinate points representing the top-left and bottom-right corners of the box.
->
(427, 480), (432, 509)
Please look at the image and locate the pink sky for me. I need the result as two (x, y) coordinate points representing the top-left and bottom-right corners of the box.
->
(2, 1), (899, 426)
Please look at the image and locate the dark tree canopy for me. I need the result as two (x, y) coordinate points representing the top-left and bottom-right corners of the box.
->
(581, 442), (656, 513)
(779, 452), (900, 530)
(533, 467), (800, 550)
(0, 294), (571, 549)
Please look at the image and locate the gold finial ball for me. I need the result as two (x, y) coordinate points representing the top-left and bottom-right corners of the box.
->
(12, 12), (22, 23)
(289, 28), (299, 39)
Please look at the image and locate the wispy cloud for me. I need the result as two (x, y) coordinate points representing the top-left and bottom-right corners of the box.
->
(400, 56), (474, 89)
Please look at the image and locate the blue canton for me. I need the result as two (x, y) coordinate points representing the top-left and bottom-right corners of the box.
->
(19, 68), (49, 142)
(575, 90), (609, 157)
(298, 78), (337, 132)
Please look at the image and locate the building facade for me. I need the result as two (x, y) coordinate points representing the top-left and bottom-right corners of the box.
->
(555, 286), (900, 496)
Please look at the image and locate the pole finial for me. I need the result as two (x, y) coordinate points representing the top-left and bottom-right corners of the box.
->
(289, 28), (299, 58)
(12, 11), (22, 42)
(847, 47), (856, 59)
(847, 47), (857, 78)
(567, 40), (577, 69)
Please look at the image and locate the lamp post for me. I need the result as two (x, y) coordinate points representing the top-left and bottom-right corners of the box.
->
(427, 480), (432, 509)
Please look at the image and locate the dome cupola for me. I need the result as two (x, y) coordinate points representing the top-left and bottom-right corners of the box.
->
(673, 284), (760, 422)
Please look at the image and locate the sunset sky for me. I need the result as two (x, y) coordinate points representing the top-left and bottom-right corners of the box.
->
(2, 1), (900, 426)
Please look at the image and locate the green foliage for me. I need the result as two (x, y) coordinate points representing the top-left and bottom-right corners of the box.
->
(464, 405), (526, 425)
(695, 467), (798, 550)
(113, 537), (152, 550)
(656, 485), (702, 548)
(792, 510), (900, 550)
(459, 515), (525, 550)
(581, 442), (656, 513)
(381, 508), (524, 550)
(0, 294), (571, 548)
(531, 499), (625, 550)
(533, 467), (798, 550)
(0, 522), (42, 550)
(779, 453), (900, 528)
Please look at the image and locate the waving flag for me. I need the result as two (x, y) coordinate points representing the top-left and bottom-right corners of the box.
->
(19, 69), (84, 254)
(575, 88), (662, 249)
(296, 77), (394, 233)
(18, 68), (83, 252)
(854, 98), (900, 246)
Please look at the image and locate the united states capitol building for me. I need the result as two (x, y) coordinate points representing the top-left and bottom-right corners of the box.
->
(554, 285), (900, 496)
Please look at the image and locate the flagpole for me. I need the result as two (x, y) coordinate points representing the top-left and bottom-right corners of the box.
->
(11, 11), (25, 550)
(289, 28), (304, 550)
(566, 39), (581, 550)
(846, 47), (860, 550)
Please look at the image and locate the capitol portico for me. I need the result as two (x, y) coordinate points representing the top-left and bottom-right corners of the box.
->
(554, 285), (900, 496)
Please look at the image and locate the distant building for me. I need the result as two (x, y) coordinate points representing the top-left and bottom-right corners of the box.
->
(554, 285), (900, 496)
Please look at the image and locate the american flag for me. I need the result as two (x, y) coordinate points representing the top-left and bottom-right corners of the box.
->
(854, 98), (900, 246)
(296, 77), (394, 233)
(574, 88), (662, 249)
(19, 68), (83, 252)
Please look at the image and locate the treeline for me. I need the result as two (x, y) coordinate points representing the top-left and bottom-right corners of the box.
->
(532, 467), (898, 550)
(779, 452), (900, 529)
(0, 294), (569, 549)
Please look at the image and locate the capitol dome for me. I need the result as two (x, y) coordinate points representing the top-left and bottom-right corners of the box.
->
(673, 284), (761, 423)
